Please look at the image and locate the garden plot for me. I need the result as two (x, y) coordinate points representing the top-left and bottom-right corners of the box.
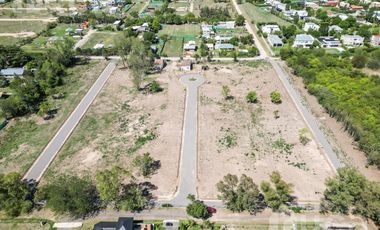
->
(197, 62), (334, 202)
(45, 63), (186, 198)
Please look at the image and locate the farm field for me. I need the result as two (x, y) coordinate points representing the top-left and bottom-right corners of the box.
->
(241, 3), (290, 26)
(44, 63), (186, 198)
(196, 62), (334, 201)
(0, 21), (47, 33)
(0, 60), (108, 174)
(81, 31), (122, 49)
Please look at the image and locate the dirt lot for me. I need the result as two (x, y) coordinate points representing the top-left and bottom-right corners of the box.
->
(197, 62), (334, 202)
(46, 63), (186, 198)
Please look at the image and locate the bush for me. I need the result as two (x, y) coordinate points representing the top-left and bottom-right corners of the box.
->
(246, 91), (258, 103)
(270, 90), (282, 104)
(149, 81), (162, 93)
(186, 194), (211, 219)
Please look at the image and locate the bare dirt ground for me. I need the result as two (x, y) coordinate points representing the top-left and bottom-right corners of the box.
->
(197, 62), (334, 202)
(46, 63), (186, 198)
(281, 62), (380, 182)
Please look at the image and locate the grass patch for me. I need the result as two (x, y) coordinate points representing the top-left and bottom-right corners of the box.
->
(0, 60), (108, 174)
(158, 24), (200, 37)
(273, 138), (293, 155)
(218, 127), (238, 151)
(242, 3), (290, 26)
(0, 218), (54, 230)
(0, 36), (23, 46)
(0, 21), (47, 33)
(161, 37), (184, 57)
(82, 32), (121, 49)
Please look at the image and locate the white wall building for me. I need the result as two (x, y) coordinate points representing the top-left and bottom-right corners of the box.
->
(292, 34), (315, 48)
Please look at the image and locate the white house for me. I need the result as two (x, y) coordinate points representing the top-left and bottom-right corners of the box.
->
(215, 43), (234, 50)
(305, 2), (319, 9)
(339, 1), (350, 8)
(0, 67), (24, 79)
(215, 35), (232, 42)
(183, 40), (197, 51)
(109, 6), (118, 14)
(373, 11), (380, 20)
(217, 21), (235, 29)
(338, 14), (349, 20)
(328, 25), (343, 33)
(262, 24), (281, 34)
(341, 35), (364, 47)
(274, 2), (286, 11)
(370, 35), (380, 46)
(177, 60), (192, 71)
(303, 22), (320, 31)
(205, 43), (214, 50)
(292, 34), (315, 48)
(268, 35), (283, 47)
(284, 10), (308, 19)
(318, 36), (341, 48)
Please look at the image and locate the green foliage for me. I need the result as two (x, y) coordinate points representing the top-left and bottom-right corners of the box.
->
(186, 194), (211, 219)
(285, 48), (380, 168)
(218, 127), (237, 149)
(298, 128), (311, 145)
(216, 174), (265, 214)
(270, 90), (282, 104)
(321, 167), (380, 226)
(273, 138), (293, 154)
(221, 85), (231, 100)
(116, 181), (150, 212)
(246, 91), (258, 103)
(235, 15), (245, 26)
(36, 175), (100, 218)
(260, 171), (293, 211)
(351, 54), (368, 68)
(149, 81), (163, 93)
(0, 172), (33, 217)
(0, 45), (31, 68)
(133, 152), (160, 177)
(95, 167), (124, 203)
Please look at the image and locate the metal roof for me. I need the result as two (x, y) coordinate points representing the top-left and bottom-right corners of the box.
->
(0, 68), (24, 76)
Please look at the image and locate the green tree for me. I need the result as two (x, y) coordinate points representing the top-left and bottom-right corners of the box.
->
(260, 171), (293, 211)
(235, 15), (245, 26)
(117, 181), (149, 212)
(133, 152), (160, 177)
(0, 172), (33, 217)
(270, 90), (282, 104)
(47, 38), (75, 67)
(246, 91), (258, 103)
(10, 77), (45, 112)
(127, 39), (153, 90)
(36, 175), (100, 218)
(217, 174), (264, 214)
(114, 35), (133, 67)
(95, 167), (124, 203)
(186, 194), (211, 219)
(351, 54), (368, 68)
(35, 60), (65, 92)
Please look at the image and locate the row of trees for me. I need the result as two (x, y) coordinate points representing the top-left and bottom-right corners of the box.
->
(281, 48), (380, 168)
(216, 172), (294, 214)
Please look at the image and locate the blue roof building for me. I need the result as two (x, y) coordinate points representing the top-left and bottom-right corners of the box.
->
(0, 67), (24, 77)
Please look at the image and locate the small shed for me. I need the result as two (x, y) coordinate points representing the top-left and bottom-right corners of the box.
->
(177, 60), (192, 71)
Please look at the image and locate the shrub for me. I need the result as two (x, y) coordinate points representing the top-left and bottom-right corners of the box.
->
(246, 91), (258, 103)
(270, 90), (282, 104)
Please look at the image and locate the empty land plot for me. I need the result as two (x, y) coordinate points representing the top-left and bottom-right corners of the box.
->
(192, 0), (236, 17)
(197, 62), (334, 201)
(0, 9), (53, 18)
(161, 37), (184, 56)
(82, 32), (121, 49)
(0, 60), (108, 174)
(45, 63), (185, 198)
(0, 21), (47, 33)
(158, 24), (201, 37)
(242, 3), (290, 26)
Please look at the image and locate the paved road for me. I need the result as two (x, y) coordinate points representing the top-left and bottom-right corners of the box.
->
(74, 29), (95, 49)
(23, 61), (116, 181)
(161, 74), (205, 207)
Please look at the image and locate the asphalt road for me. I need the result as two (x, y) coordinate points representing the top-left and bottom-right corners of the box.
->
(164, 74), (205, 207)
(23, 61), (116, 181)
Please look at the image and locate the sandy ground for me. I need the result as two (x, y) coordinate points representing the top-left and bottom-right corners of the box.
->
(281, 62), (380, 182)
(197, 62), (334, 202)
(48, 63), (186, 198)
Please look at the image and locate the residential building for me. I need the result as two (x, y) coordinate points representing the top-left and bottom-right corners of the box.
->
(341, 35), (364, 47)
(303, 22), (320, 31)
(292, 34), (315, 48)
(328, 25), (343, 33)
(338, 14), (349, 20)
(183, 40), (197, 51)
(274, 2), (287, 11)
(268, 34), (283, 47)
(201, 24), (214, 39)
(369, 2), (380, 8)
(350, 5), (364, 10)
(205, 43), (214, 50)
(215, 43), (234, 50)
(0, 67), (24, 78)
(217, 21), (235, 29)
(283, 10), (308, 19)
(215, 35), (232, 42)
(262, 24), (281, 34)
(305, 2), (319, 9)
(177, 60), (192, 71)
(339, 1), (350, 8)
(318, 36), (341, 47)
(93, 217), (133, 230)
(109, 6), (118, 14)
(370, 35), (380, 46)
(373, 11), (380, 20)
(93, 43), (104, 49)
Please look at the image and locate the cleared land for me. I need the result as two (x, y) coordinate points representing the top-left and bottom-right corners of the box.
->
(0, 36), (23, 45)
(0, 60), (108, 174)
(197, 62), (334, 201)
(0, 21), (47, 33)
(45, 63), (186, 198)
(0, 9), (53, 18)
(241, 3), (290, 26)
(192, 0), (236, 17)
(81, 31), (121, 49)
